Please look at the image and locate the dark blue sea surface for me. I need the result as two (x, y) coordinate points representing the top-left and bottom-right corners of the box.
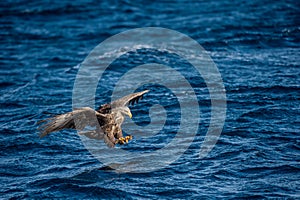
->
(1, 0), (299, 199)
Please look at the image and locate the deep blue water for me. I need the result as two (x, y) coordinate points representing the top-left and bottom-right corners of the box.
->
(1, 0), (300, 199)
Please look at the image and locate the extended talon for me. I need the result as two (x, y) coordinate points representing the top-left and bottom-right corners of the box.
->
(117, 136), (133, 144)
(117, 137), (126, 144)
(125, 135), (133, 143)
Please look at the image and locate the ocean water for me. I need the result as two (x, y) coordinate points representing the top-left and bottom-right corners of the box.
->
(1, 0), (299, 199)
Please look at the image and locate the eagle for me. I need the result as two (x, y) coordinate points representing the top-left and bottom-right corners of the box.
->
(38, 90), (149, 147)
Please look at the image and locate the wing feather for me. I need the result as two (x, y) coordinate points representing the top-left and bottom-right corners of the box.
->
(110, 90), (149, 108)
(38, 107), (104, 138)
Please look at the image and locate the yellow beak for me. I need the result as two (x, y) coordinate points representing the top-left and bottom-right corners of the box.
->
(128, 111), (132, 118)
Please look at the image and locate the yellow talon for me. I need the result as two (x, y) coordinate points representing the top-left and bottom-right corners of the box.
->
(125, 135), (133, 143)
(117, 136), (132, 144)
(117, 137), (125, 144)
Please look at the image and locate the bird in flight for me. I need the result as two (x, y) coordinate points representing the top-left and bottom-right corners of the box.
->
(38, 90), (149, 147)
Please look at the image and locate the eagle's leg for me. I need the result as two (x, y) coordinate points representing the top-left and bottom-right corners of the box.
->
(104, 126), (118, 147)
(116, 129), (126, 145)
(115, 128), (133, 144)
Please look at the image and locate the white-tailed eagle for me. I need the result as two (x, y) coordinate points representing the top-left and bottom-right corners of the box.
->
(38, 90), (149, 147)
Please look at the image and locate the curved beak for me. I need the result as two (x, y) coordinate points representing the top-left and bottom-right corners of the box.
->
(128, 111), (132, 118)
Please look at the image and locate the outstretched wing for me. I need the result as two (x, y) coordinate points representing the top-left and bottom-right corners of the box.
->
(38, 107), (105, 138)
(110, 90), (149, 108)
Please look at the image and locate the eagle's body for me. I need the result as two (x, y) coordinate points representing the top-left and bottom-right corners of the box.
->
(39, 90), (149, 147)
